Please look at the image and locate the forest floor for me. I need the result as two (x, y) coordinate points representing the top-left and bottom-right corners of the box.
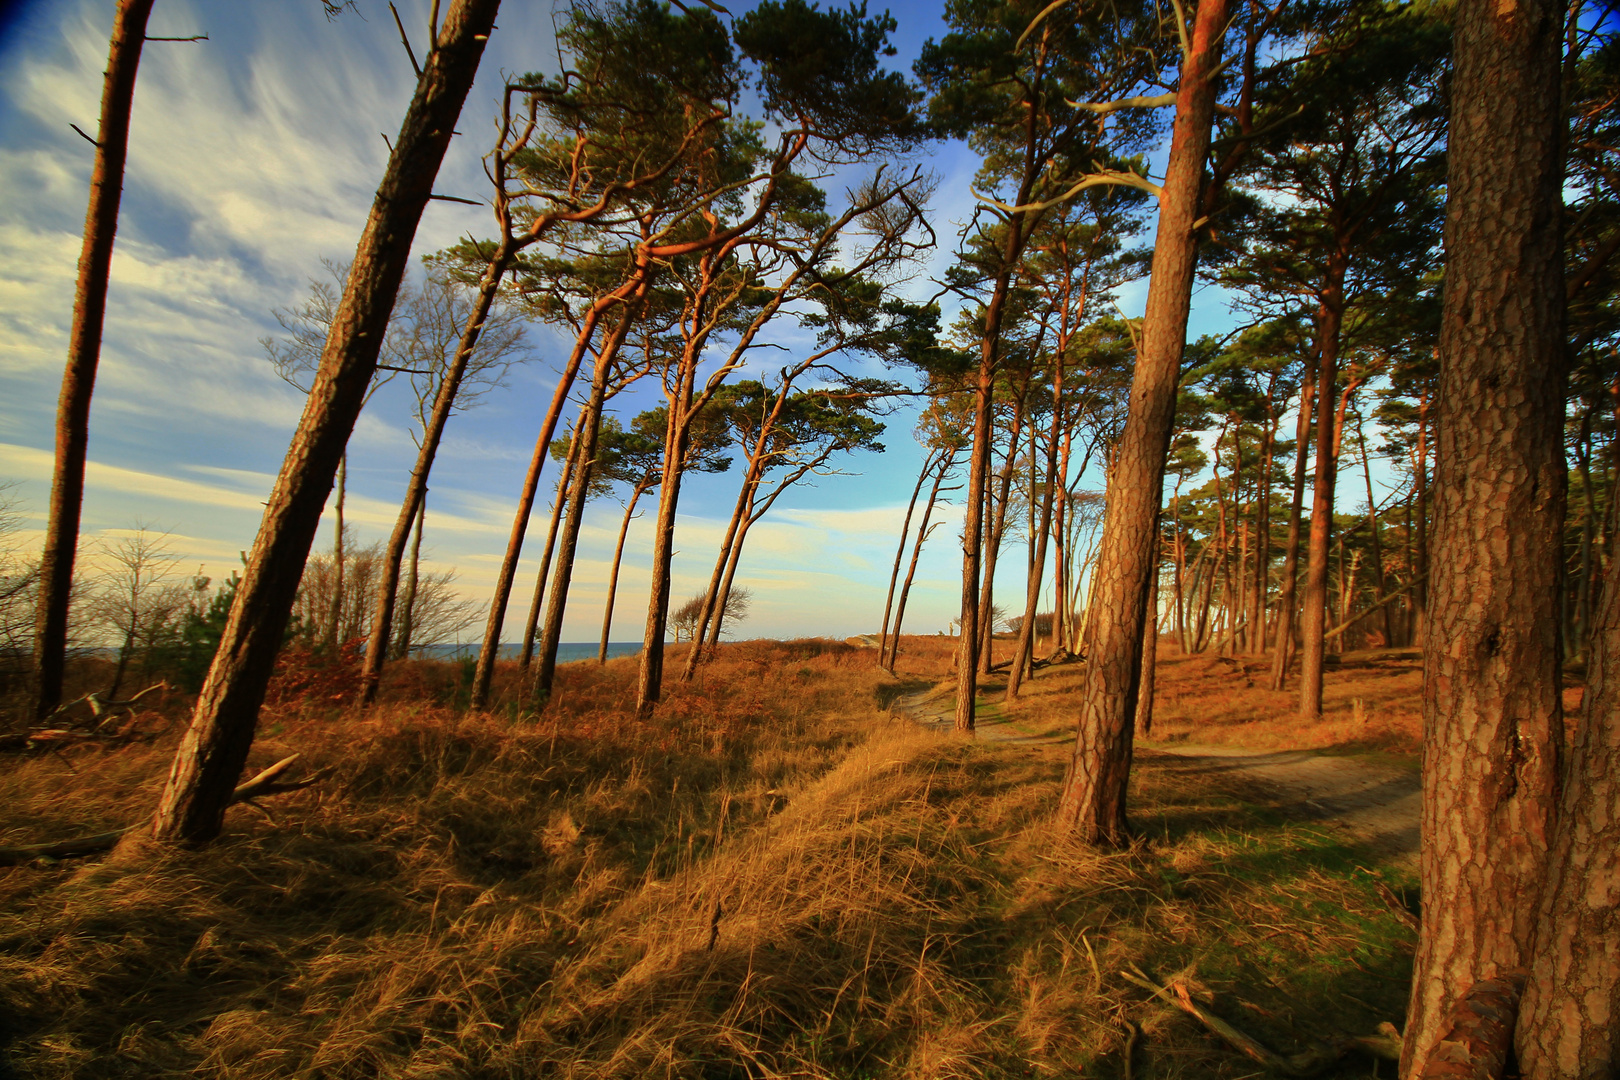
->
(0, 637), (1465, 1079)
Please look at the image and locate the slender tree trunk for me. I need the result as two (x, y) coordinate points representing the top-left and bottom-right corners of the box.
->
(33, 0), (155, 721)
(1355, 409), (1392, 647)
(521, 414), (583, 669)
(891, 451), (956, 674)
(141, 0), (502, 848)
(1135, 525), (1161, 735)
(360, 242), (514, 700)
(1251, 401), (1276, 653)
(326, 455), (347, 647)
(535, 307), (641, 701)
(1055, 0), (1227, 843)
(1401, 0), (1567, 1068)
(598, 482), (648, 664)
(880, 449), (936, 667)
(1271, 355), (1317, 688)
(1008, 389), (1064, 701)
(1298, 289), (1345, 719)
(1414, 386), (1430, 638)
(978, 399), (1025, 674)
(394, 492), (425, 661)
(470, 282), (624, 709)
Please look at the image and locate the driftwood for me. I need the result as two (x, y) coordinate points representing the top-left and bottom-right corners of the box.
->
(0, 753), (327, 866)
(1121, 966), (1403, 1075)
(1414, 972), (1525, 1080)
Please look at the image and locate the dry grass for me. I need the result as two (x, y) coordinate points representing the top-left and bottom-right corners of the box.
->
(0, 638), (1417, 1078)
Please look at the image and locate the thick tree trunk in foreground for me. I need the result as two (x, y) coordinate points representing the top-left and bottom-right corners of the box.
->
(1400, 0), (1567, 1069)
(143, 0), (501, 847)
(1518, 511), (1620, 1076)
(1054, 0), (1227, 845)
(361, 244), (513, 702)
(1270, 355), (1316, 689)
(33, 0), (155, 721)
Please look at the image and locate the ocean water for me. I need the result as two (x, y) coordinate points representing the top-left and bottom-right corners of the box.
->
(416, 642), (642, 664)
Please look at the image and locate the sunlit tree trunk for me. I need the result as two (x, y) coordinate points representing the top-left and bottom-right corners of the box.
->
(33, 0), (155, 721)
(142, 0), (502, 847)
(598, 480), (650, 664)
(890, 450), (956, 674)
(393, 493), (425, 661)
(1055, 0), (1227, 844)
(521, 414), (583, 670)
(1298, 286), (1345, 719)
(880, 449), (937, 668)
(1400, 0), (1567, 1068)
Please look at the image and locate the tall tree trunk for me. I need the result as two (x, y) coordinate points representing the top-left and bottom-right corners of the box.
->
(521, 414), (583, 669)
(1298, 288), (1346, 719)
(1054, 0), (1227, 844)
(140, 0), (502, 848)
(1400, 0), (1567, 1068)
(635, 398), (692, 717)
(598, 482), (649, 664)
(469, 281), (625, 709)
(1008, 385), (1064, 701)
(1135, 525), (1161, 735)
(361, 243), (514, 700)
(1251, 398), (1277, 653)
(1354, 409), (1392, 647)
(880, 450), (936, 668)
(33, 0), (155, 721)
(535, 307), (641, 701)
(1270, 354), (1317, 688)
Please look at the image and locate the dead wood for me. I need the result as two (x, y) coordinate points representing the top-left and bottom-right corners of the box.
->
(2, 682), (175, 753)
(1120, 967), (1402, 1075)
(0, 753), (326, 865)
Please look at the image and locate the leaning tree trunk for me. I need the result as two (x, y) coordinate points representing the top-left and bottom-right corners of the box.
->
(141, 0), (502, 848)
(522, 413), (586, 670)
(534, 305), (641, 702)
(392, 493), (425, 661)
(1054, 0), (1227, 845)
(34, 0), (155, 721)
(469, 286), (623, 709)
(1400, 0), (1568, 1070)
(1269, 353), (1316, 689)
(634, 396), (693, 718)
(598, 481), (649, 664)
(1135, 527), (1161, 735)
(360, 241), (514, 702)
(891, 449), (956, 673)
(880, 449), (936, 668)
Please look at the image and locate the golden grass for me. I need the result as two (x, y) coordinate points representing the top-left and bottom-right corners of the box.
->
(0, 638), (1418, 1078)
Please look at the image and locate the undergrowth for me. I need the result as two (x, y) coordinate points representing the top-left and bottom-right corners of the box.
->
(0, 638), (1416, 1078)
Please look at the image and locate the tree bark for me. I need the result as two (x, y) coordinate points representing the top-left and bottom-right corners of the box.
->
(325, 455), (347, 647)
(393, 491), (426, 661)
(1008, 377), (1064, 701)
(1055, 0), (1227, 845)
(1135, 526), (1161, 735)
(1270, 353), (1317, 688)
(1400, 0), (1567, 1068)
(34, 0), (156, 720)
(141, 0), (502, 847)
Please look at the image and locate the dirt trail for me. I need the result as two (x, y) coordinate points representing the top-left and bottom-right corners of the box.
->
(894, 686), (1419, 869)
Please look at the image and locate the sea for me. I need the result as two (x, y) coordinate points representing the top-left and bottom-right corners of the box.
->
(415, 642), (642, 664)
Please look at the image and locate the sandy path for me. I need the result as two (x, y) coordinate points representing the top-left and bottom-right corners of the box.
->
(893, 686), (1420, 868)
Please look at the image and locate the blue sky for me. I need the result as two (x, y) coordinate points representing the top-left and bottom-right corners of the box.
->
(0, 0), (1243, 644)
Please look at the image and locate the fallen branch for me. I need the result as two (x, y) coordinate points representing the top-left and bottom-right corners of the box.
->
(0, 754), (326, 865)
(1414, 973), (1525, 1080)
(1120, 967), (1401, 1075)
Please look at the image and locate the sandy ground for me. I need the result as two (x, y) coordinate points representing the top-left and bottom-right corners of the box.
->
(895, 686), (1420, 870)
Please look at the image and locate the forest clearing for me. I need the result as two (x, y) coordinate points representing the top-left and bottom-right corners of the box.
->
(2, 637), (1431, 1078)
